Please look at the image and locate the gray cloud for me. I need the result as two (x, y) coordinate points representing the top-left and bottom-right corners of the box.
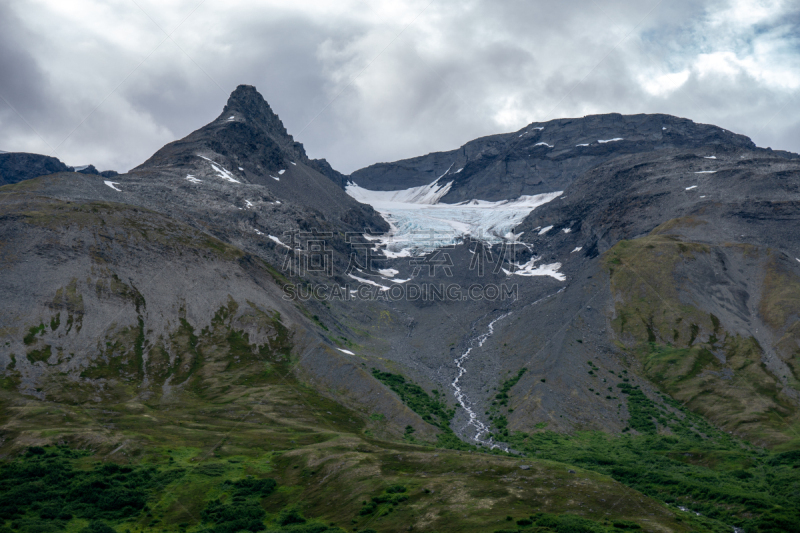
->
(0, 3), (58, 144)
(0, 0), (798, 174)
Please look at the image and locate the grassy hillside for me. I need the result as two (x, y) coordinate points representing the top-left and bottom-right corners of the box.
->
(0, 344), (699, 533)
(603, 228), (800, 447)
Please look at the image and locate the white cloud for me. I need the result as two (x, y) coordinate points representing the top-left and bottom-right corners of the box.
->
(707, 0), (787, 28)
(640, 69), (691, 96)
(0, 0), (798, 173)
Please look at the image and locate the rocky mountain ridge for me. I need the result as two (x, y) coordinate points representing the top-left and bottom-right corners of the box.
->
(349, 112), (797, 203)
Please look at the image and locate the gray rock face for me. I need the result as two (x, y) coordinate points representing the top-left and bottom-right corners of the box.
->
(0, 192), (425, 439)
(516, 148), (800, 244)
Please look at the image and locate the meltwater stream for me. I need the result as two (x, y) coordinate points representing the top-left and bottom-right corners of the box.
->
(451, 312), (512, 451)
(448, 288), (566, 451)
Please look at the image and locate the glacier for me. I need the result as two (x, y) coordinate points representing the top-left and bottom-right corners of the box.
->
(346, 178), (562, 257)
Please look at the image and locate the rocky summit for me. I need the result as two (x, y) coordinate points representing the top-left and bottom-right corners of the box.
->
(1, 85), (799, 533)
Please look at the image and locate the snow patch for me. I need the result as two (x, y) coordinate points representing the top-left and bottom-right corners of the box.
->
(562, 228), (571, 234)
(348, 274), (390, 292)
(382, 248), (413, 259)
(454, 168), (463, 173)
(228, 115), (234, 120)
(534, 142), (553, 148)
(538, 225), (553, 235)
(245, 200), (253, 208)
(198, 155), (240, 183)
(686, 185), (698, 190)
(704, 156), (716, 159)
(290, 161), (296, 165)
(278, 169), (285, 175)
(598, 138), (623, 143)
(238, 166), (244, 171)
(576, 143), (589, 147)
(337, 348), (355, 355)
(268, 235), (290, 248)
(695, 170), (716, 174)
(504, 257), (565, 281)
(533, 126), (544, 130)
(378, 268), (399, 277)
(185, 174), (201, 183)
(571, 247), (583, 253)
(271, 176), (279, 181)
(104, 181), (122, 192)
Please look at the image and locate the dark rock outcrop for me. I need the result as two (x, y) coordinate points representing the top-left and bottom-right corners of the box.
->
(308, 157), (348, 188)
(74, 164), (99, 175)
(0, 152), (118, 185)
(0, 152), (70, 185)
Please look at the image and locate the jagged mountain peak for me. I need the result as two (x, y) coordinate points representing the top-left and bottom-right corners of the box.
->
(135, 84), (309, 172)
(130, 84), (365, 221)
(219, 84), (299, 152)
(221, 85), (279, 124)
(115, 83), (388, 240)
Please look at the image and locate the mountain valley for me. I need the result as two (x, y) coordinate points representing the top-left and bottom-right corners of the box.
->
(1, 85), (799, 533)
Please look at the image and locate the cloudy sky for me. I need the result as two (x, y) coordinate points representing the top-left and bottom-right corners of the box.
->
(1, 0), (799, 174)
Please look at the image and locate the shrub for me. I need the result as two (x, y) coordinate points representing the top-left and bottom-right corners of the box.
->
(79, 521), (116, 533)
(277, 508), (307, 526)
(612, 520), (641, 529)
